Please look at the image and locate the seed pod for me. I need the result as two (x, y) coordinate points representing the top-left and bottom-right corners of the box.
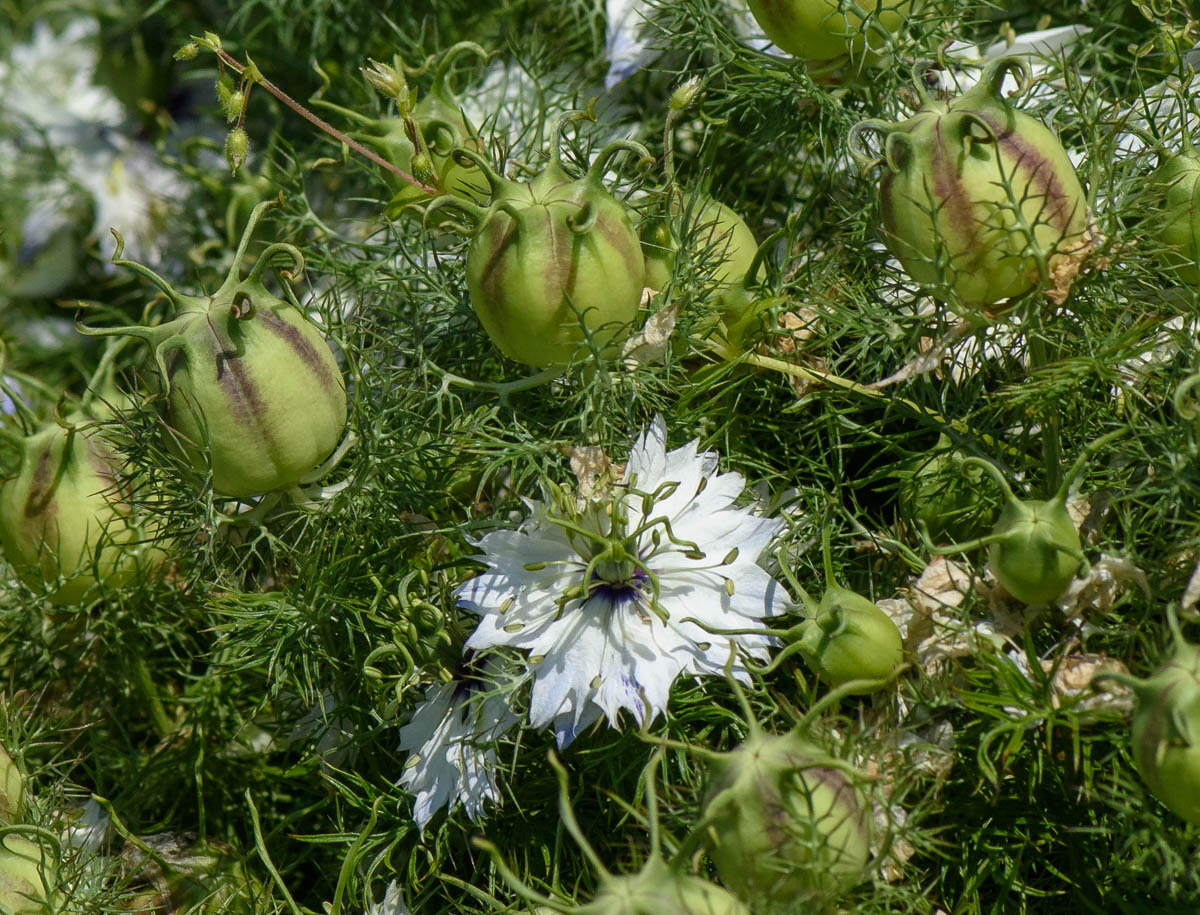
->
(702, 727), (871, 906)
(427, 117), (648, 368)
(1153, 144), (1200, 285)
(0, 745), (22, 825)
(0, 420), (168, 605)
(80, 201), (348, 498)
(796, 585), (904, 693)
(895, 434), (991, 543)
(746, 0), (910, 62)
(639, 194), (760, 300)
(851, 57), (1089, 308)
(0, 833), (58, 914)
(1094, 608), (1200, 826)
(928, 437), (1118, 605)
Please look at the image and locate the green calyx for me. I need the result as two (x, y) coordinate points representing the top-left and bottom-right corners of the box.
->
(702, 726), (871, 906)
(79, 199), (349, 499)
(850, 56), (1089, 309)
(426, 115), (650, 368)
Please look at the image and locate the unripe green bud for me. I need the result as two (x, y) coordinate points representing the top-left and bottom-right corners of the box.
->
(174, 42), (199, 60)
(222, 89), (244, 124)
(224, 127), (249, 174)
(0, 746), (23, 825)
(798, 584), (904, 692)
(411, 152), (436, 186)
(669, 77), (702, 112)
(362, 58), (410, 104)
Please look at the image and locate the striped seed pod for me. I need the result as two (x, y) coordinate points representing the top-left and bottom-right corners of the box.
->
(851, 57), (1089, 308)
(82, 200), (348, 498)
(427, 115), (648, 368)
(1094, 608), (1200, 826)
(0, 421), (167, 604)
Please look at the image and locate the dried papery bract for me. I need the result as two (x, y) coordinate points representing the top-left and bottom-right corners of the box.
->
(78, 198), (350, 499)
(926, 433), (1121, 606)
(1093, 607), (1200, 826)
(851, 57), (1089, 309)
(425, 112), (649, 368)
(475, 750), (749, 914)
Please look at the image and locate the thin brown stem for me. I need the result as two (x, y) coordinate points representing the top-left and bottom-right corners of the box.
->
(214, 48), (437, 196)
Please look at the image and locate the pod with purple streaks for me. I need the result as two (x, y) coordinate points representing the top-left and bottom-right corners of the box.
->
(851, 57), (1089, 308)
(0, 421), (167, 605)
(426, 115), (648, 368)
(82, 200), (348, 498)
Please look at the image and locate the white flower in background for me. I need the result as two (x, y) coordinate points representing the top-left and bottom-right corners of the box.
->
(605, 0), (658, 89)
(459, 416), (789, 746)
(934, 25), (1092, 98)
(70, 141), (186, 265)
(62, 798), (110, 852)
(397, 669), (521, 829)
(366, 881), (411, 915)
(0, 19), (123, 144)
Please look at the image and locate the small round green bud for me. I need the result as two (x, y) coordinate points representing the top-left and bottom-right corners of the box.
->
(225, 127), (249, 174)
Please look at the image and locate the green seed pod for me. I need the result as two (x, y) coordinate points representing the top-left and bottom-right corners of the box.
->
(0, 745), (23, 825)
(1095, 609), (1200, 826)
(0, 421), (168, 605)
(1153, 145), (1200, 286)
(0, 834), (58, 914)
(702, 727), (871, 906)
(797, 585), (904, 693)
(427, 118), (649, 368)
(779, 524), (904, 694)
(639, 194), (760, 301)
(80, 201), (348, 498)
(895, 434), (991, 543)
(746, 0), (911, 62)
(851, 57), (1089, 308)
(929, 437), (1119, 606)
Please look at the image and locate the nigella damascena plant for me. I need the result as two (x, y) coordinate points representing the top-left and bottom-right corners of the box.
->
(458, 416), (789, 746)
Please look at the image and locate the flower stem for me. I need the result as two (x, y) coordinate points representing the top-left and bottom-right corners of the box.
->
(211, 47), (437, 197)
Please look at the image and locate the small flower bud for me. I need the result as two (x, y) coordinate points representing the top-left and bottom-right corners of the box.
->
(222, 89), (245, 124)
(225, 127), (249, 174)
(669, 76), (702, 112)
(363, 58), (409, 102)
(411, 152), (436, 186)
(215, 73), (235, 109)
(174, 42), (199, 60)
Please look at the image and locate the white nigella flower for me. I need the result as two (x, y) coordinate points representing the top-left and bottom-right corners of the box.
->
(366, 881), (411, 915)
(397, 666), (521, 829)
(69, 140), (185, 266)
(0, 19), (124, 144)
(459, 416), (789, 746)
